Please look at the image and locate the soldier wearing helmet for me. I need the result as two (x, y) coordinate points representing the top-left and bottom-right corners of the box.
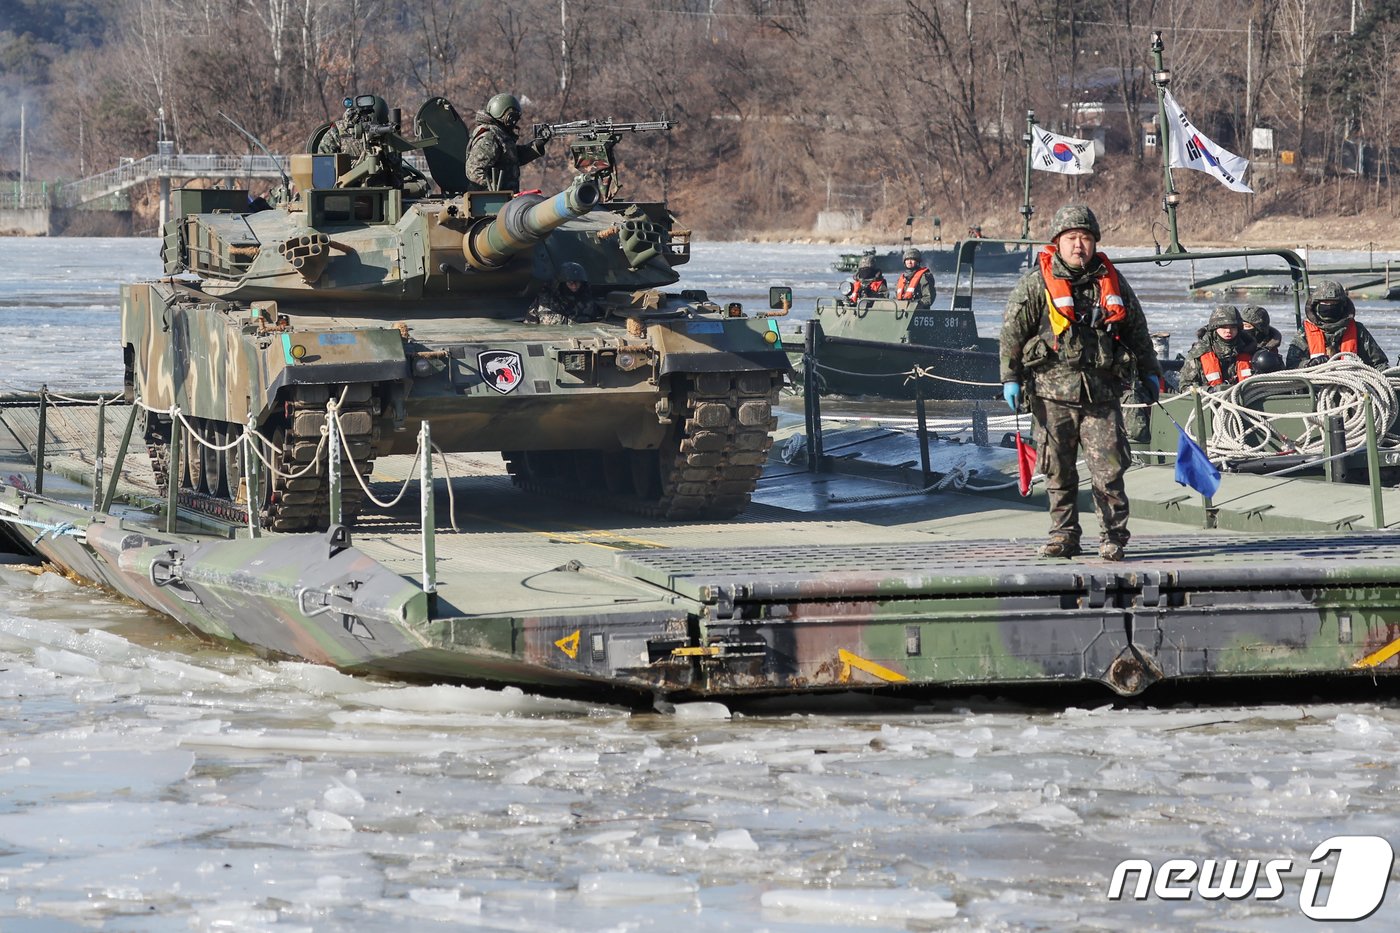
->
(998, 204), (1162, 562)
(526, 261), (601, 325)
(1240, 304), (1283, 352)
(1179, 305), (1256, 390)
(465, 93), (549, 192)
(1285, 280), (1388, 369)
(840, 252), (888, 303)
(894, 247), (936, 308)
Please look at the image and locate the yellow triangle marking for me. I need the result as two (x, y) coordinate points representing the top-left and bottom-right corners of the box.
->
(556, 630), (581, 659)
(838, 648), (908, 683)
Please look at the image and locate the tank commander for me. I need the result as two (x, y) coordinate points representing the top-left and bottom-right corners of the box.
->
(526, 262), (601, 325)
(841, 254), (888, 303)
(1285, 280), (1388, 370)
(1179, 305), (1256, 390)
(466, 93), (550, 192)
(1240, 304), (1283, 352)
(999, 204), (1162, 562)
(316, 94), (430, 195)
(894, 247), (936, 308)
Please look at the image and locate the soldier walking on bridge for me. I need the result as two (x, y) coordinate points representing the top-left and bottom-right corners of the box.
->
(999, 205), (1162, 562)
(466, 93), (550, 192)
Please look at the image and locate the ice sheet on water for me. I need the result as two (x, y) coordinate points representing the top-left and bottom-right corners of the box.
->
(576, 871), (698, 905)
(0, 801), (282, 855)
(347, 682), (608, 717)
(0, 748), (193, 801)
(760, 887), (957, 923)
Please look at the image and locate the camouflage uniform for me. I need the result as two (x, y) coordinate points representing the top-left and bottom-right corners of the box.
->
(316, 117), (364, 158)
(999, 207), (1162, 555)
(1285, 280), (1389, 370)
(1240, 305), (1283, 352)
(894, 248), (936, 308)
(466, 116), (547, 191)
(842, 264), (887, 302)
(1179, 305), (1257, 390)
(526, 263), (601, 325)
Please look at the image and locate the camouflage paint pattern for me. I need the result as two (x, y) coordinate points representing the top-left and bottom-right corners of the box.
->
(1031, 396), (1131, 546)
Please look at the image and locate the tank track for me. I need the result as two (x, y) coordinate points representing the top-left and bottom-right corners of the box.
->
(503, 371), (781, 520)
(143, 385), (380, 532)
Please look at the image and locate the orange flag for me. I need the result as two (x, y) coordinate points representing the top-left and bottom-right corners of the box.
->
(1015, 430), (1037, 497)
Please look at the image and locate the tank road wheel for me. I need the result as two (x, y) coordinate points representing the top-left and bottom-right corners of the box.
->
(179, 419), (198, 493)
(219, 423), (243, 505)
(198, 418), (224, 497)
(629, 449), (661, 500)
(601, 451), (631, 495)
(142, 410), (172, 496)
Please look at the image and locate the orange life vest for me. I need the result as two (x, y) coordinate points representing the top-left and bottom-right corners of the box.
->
(1303, 320), (1358, 363)
(1199, 349), (1253, 386)
(1037, 246), (1127, 344)
(848, 276), (886, 301)
(896, 267), (930, 300)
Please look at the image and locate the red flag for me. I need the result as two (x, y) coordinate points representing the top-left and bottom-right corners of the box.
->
(1015, 432), (1037, 497)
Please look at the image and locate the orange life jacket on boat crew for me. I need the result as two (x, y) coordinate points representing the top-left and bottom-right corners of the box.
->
(1037, 246), (1126, 345)
(848, 276), (886, 301)
(1303, 319), (1358, 363)
(895, 267), (930, 300)
(1199, 349), (1253, 385)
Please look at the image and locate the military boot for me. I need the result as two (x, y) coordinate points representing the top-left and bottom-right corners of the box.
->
(1037, 537), (1080, 559)
(1099, 541), (1125, 561)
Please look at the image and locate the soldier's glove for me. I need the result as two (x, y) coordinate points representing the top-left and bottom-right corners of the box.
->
(1002, 381), (1022, 412)
(1140, 377), (1162, 403)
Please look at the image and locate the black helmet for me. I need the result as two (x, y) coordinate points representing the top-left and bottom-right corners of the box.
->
(1251, 347), (1284, 374)
(1207, 305), (1243, 330)
(1240, 304), (1270, 330)
(486, 93), (522, 126)
(559, 261), (587, 284)
(1307, 280), (1354, 325)
(351, 94), (389, 124)
(1048, 204), (1101, 241)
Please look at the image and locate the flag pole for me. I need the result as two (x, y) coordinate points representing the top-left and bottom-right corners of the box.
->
(1020, 110), (1036, 241)
(1150, 31), (1185, 253)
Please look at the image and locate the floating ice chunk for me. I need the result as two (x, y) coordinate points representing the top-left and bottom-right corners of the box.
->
(322, 783), (365, 814)
(761, 888), (957, 922)
(32, 572), (78, 594)
(502, 767), (545, 786)
(712, 828), (759, 851)
(349, 683), (600, 717)
(583, 829), (637, 847)
(0, 568), (35, 590)
(1017, 803), (1082, 827)
(408, 887), (481, 910)
(1334, 713), (1377, 735)
(577, 871), (697, 905)
(306, 809), (354, 832)
(671, 701), (731, 721)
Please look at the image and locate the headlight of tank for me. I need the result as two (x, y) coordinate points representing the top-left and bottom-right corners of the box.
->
(413, 357), (435, 377)
(614, 349), (652, 372)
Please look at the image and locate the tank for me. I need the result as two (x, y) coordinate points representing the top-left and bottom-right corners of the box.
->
(121, 96), (791, 531)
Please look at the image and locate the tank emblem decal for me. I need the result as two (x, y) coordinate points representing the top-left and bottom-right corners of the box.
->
(555, 630), (581, 659)
(478, 350), (524, 394)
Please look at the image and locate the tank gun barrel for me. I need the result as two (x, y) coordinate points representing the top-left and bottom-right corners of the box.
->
(464, 176), (601, 271)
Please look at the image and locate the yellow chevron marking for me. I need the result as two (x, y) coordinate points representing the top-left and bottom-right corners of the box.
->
(1354, 637), (1400, 669)
(555, 630), (581, 659)
(838, 648), (908, 684)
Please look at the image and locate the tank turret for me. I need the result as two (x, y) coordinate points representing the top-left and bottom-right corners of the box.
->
(463, 177), (601, 270)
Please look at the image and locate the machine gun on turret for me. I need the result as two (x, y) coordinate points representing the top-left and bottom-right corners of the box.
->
(311, 95), (437, 198)
(529, 118), (675, 200)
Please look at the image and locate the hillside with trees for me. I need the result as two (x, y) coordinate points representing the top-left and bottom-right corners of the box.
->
(1, 0), (1398, 241)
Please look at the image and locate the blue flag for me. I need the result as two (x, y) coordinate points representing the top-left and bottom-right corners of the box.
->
(1175, 425), (1221, 497)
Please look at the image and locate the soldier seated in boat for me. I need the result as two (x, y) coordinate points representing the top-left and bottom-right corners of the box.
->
(894, 248), (935, 309)
(1240, 304), (1283, 352)
(1285, 280), (1388, 370)
(840, 254), (887, 304)
(1179, 305), (1257, 390)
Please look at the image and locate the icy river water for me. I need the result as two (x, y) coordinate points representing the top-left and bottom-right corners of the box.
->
(0, 237), (1398, 931)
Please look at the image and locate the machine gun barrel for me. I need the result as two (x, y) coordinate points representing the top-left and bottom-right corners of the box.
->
(532, 118), (675, 141)
(464, 175), (602, 271)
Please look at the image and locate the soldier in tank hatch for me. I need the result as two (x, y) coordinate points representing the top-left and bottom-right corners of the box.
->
(1178, 305), (1256, 390)
(1286, 280), (1388, 370)
(999, 204), (1163, 563)
(841, 253), (887, 303)
(526, 262), (601, 325)
(894, 248), (935, 309)
(465, 93), (550, 192)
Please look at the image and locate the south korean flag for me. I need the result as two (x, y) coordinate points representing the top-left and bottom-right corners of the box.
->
(1031, 128), (1096, 175)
